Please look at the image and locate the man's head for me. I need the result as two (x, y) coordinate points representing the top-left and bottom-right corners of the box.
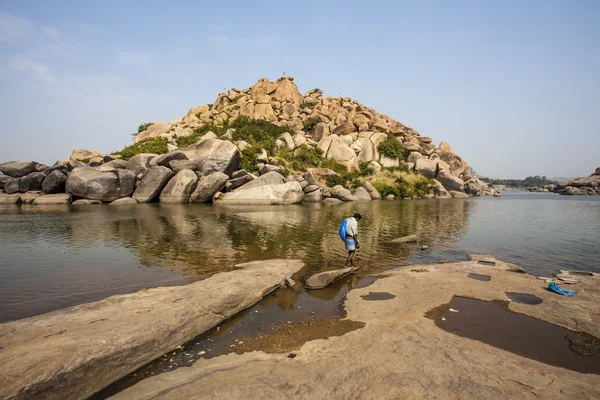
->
(353, 213), (362, 221)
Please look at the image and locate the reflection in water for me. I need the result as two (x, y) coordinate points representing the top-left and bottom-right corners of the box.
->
(1, 193), (600, 321)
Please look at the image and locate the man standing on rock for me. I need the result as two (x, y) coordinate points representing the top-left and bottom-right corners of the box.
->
(342, 213), (362, 267)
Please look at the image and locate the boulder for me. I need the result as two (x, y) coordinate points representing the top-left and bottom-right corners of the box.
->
(169, 160), (198, 174)
(214, 181), (304, 205)
(437, 169), (465, 193)
(159, 170), (199, 203)
(432, 179), (451, 198)
(132, 166), (174, 203)
(407, 152), (423, 163)
(322, 198), (343, 205)
(0, 193), (22, 205)
(126, 154), (156, 176)
(68, 160), (88, 171)
(353, 187), (372, 201)
(332, 122), (355, 136)
(72, 199), (102, 205)
(304, 267), (357, 289)
(439, 152), (468, 176)
(0, 161), (41, 178)
(277, 132), (295, 150)
(259, 164), (282, 175)
(386, 194), (396, 200)
(33, 194), (72, 205)
(88, 157), (103, 167)
(415, 159), (438, 179)
(307, 168), (338, 181)
(103, 154), (122, 162)
(304, 184), (320, 193)
(70, 149), (101, 161)
(331, 185), (357, 201)
(303, 171), (318, 186)
(114, 169), (136, 198)
(102, 159), (128, 170)
(318, 135), (359, 172)
(236, 171), (287, 191)
(362, 181), (381, 200)
(189, 172), (229, 203)
(19, 172), (46, 192)
(302, 188), (323, 202)
(226, 174), (254, 191)
(4, 179), (20, 194)
(439, 141), (452, 152)
(66, 168), (121, 202)
(156, 151), (188, 168)
(183, 138), (241, 177)
(134, 122), (171, 143)
(449, 191), (470, 198)
(110, 197), (138, 205)
(310, 122), (330, 142)
(0, 175), (14, 189)
(42, 171), (67, 194)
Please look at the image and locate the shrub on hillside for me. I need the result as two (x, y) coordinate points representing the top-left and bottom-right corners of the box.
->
(230, 116), (289, 155)
(302, 117), (321, 133)
(130, 122), (153, 137)
(240, 146), (262, 172)
(115, 137), (169, 161)
(395, 178), (411, 198)
(372, 181), (400, 197)
(378, 137), (406, 160)
(176, 123), (228, 148)
(414, 179), (433, 197)
(288, 145), (323, 171)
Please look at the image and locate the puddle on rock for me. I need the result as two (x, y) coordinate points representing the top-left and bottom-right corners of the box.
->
(468, 273), (491, 281)
(477, 260), (496, 266)
(425, 296), (600, 374)
(360, 292), (396, 301)
(506, 292), (543, 305)
(92, 273), (374, 399)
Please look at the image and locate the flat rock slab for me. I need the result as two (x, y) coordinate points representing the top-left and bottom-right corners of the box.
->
(388, 234), (418, 243)
(0, 259), (303, 400)
(114, 261), (600, 400)
(467, 253), (498, 264)
(305, 267), (357, 289)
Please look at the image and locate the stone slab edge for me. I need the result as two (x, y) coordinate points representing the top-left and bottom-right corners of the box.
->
(0, 259), (304, 400)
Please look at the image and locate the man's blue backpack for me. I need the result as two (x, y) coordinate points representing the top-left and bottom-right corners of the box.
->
(339, 219), (347, 241)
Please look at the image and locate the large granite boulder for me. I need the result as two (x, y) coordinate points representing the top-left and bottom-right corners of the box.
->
(19, 172), (46, 192)
(362, 181), (381, 200)
(331, 185), (357, 201)
(126, 153), (156, 176)
(4, 179), (20, 194)
(43, 162), (69, 176)
(156, 151), (188, 168)
(189, 172), (229, 203)
(159, 170), (198, 203)
(169, 160), (198, 174)
(236, 171), (287, 191)
(214, 181), (304, 205)
(318, 135), (359, 172)
(302, 188), (323, 202)
(183, 138), (241, 177)
(415, 159), (438, 179)
(0, 175), (14, 190)
(0, 161), (42, 178)
(66, 168), (120, 202)
(114, 169), (136, 198)
(42, 171), (67, 194)
(70, 149), (101, 161)
(132, 166), (174, 203)
(432, 179), (451, 198)
(305, 267), (357, 289)
(102, 159), (128, 170)
(437, 169), (465, 193)
(353, 186), (372, 201)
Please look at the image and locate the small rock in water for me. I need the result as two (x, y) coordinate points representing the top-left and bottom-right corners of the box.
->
(389, 234), (418, 244)
(420, 245), (429, 250)
(304, 267), (357, 289)
(285, 277), (296, 287)
(449, 309), (459, 313)
(198, 351), (206, 356)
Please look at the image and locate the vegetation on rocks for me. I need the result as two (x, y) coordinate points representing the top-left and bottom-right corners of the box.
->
(176, 123), (227, 148)
(131, 122), (153, 137)
(302, 117), (322, 133)
(371, 167), (433, 198)
(115, 137), (169, 160)
(377, 136), (407, 159)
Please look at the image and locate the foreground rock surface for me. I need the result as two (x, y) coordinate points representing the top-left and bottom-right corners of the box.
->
(214, 181), (304, 205)
(113, 260), (600, 399)
(305, 267), (357, 289)
(0, 259), (304, 400)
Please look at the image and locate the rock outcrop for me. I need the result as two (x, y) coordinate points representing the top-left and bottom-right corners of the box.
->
(214, 181), (304, 205)
(557, 168), (600, 195)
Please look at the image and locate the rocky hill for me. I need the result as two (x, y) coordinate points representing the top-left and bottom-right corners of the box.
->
(0, 76), (499, 206)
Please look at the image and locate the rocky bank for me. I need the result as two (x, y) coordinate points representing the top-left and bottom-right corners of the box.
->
(109, 259), (600, 399)
(0, 76), (499, 206)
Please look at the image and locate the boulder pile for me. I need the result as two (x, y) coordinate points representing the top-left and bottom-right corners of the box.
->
(0, 76), (501, 205)
(555, 168), (600, 195)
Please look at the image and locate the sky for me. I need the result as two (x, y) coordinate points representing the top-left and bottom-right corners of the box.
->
(0, 0), (598, 179)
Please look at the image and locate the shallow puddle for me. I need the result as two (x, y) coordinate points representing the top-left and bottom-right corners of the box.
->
(506, 292), (543, 305)
(468, 273), (491, 281)
(425, 296), (600, 374)
(477, 260), (496, 266)
(360, 292), (396, 301)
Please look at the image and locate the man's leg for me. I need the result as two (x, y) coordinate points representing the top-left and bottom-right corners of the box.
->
(346, 250), (355, 267)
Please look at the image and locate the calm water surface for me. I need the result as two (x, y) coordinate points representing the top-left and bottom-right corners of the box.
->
(0, 191), (599, 322)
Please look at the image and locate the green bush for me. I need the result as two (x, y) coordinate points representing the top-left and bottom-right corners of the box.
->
(115, 137), (169, 161)
(326, 175), (347, 188)
(395, 178), (412, 198)
(301, 99), (317, 110)
(240, 146), (262, 172)
(313, 88), (323, 94)
(288, 145), (323, 171)
(378, 137), (406, 160)
(321, 158), (348, 175)
(358, 161), (375, 176)
(176, 123), (228, 148)
(414, 179), (433, 197)
(372, 181), (400, 197)
(280, 168), (291, 178)
(385, 164), (411, 173)
(302, 117), (321, 133)
(229, 116), (289, 155)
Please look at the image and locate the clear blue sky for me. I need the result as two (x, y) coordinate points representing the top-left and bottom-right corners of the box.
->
(1, 0), (598, 178)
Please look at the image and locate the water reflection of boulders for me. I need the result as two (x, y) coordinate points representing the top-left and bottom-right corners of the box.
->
(62, 199), (472, 278)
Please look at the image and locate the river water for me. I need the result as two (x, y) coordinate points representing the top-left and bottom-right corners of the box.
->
(0, 191), (599, 323)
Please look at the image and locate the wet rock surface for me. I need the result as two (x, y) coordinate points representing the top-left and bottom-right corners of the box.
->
(0, 259), (304, 400)
(304, 267), (358, 289)
(111, 260), (600, 399)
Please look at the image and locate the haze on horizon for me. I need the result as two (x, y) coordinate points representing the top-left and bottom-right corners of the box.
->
(0, 0), (598, 179)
